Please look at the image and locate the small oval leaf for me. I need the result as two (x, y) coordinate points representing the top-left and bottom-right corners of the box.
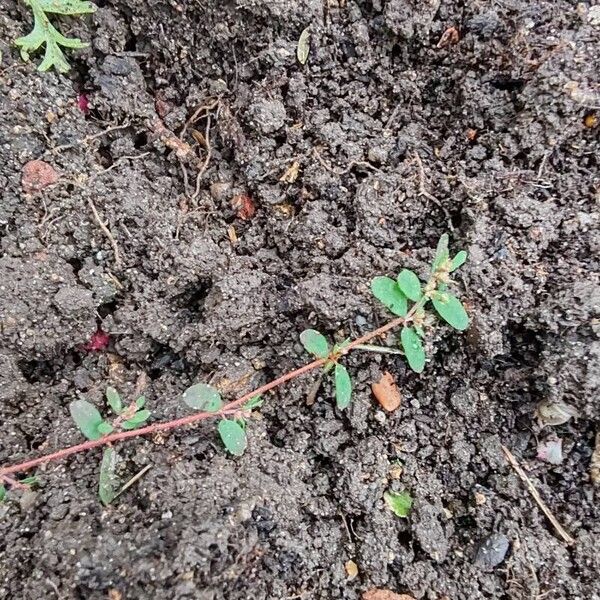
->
(99, 447), (120, 506)
(335, 363), (352, 409)
(450, 250), (467, 271)
(218, 419), (247, 456)
(125, 409), (151, 426)
(432, 293), (469, 331)
(400, 327), (425, 373)
(433, 233), (449, 270)
(69, 399), (104, 440)
(384, 490), (413, 518)
(397, 269), (422, 301)
(297, 27), (310, 65)
(106, 387), (122, 414)
(97, 421), (114, 435)
(300, 329), (330, 358)
(371, 276), (408, 316)
(182, 383), (223, 412)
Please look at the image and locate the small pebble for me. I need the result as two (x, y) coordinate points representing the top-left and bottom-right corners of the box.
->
(474, 533), (510, 568)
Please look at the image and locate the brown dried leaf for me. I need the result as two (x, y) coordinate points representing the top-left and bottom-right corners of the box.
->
(436, 26), (460, 48)
(280, 160), (300, 183)
(345, 559), (358, 579)
(363, 591), (415, 600)
(536, 400), (579, 426)
(372, 371), (402, 412)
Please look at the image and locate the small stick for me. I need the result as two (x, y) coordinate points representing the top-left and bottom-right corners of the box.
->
(191, 114), (212, 201)
(501, 445), (575, 546)
(52, 123), (131, 154)
(87, 198), (122, 267)
(113, 464), (152, 500)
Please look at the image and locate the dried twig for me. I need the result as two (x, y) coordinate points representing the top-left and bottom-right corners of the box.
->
(501, 445), (575, 545)
(52, 123), (131, 154)
(87, 198), (122, 267)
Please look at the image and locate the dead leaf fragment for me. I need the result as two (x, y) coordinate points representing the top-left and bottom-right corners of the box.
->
(345, 559), (358, 579)
(436, 26), (460, 48)
(21, 160), (59, 193)
(536, 400), (579, 426)
(232, 194), (256, 220)
(280, 160), (300, 183)
(591, 432), (600, 486)
(363, 590), (415, 600)
(297, 27), (311, 65)
(372, 371), (402, 412)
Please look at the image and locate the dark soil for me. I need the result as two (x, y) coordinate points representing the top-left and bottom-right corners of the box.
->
(1, 0), (599, 598)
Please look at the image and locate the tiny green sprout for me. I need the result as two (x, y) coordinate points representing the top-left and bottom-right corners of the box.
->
(70, 387), (153, 440)
(334, 363), (352, 409)
(16, 0), (97, 73)
(384, 490), (413, 518)
(0, 484), (6, 502)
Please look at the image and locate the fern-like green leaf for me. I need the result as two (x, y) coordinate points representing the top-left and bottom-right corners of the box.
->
(15, 0), (96, 73)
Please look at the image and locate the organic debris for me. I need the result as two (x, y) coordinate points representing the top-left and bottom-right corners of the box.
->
(344, 559), (358, 579)
(363, 590), (415, 600)
(536, 400), (579, 426)
(21, 160), (59, 193)
(537, 436), (563, 465)
(591, 432), (600, 486)
(297, 27), (310, 64)
(232, 194), (256, 220)
(372, 371), (402, 412)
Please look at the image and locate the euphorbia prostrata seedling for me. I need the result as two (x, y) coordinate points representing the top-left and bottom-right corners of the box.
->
(0, 234), (469, 503)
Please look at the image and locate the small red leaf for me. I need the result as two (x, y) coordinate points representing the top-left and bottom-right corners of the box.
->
(232, 194), (256, 220)
(83, 329), (110, 352)
(77, 94), (90, 114)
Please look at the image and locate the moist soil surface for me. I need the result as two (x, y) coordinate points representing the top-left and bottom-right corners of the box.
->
(0, 1), (599, 598)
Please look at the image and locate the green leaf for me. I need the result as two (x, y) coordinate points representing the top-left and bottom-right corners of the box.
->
(135, 396), (146, 409)
(243, 395), (263, 410)
(400, 327), (426, 373)
(371, 276), (408, 316)
(106, 387), (122, 414)
(432, 293), (469, 331)
(98, 447), (119, 506)
(182, 383), (223, 412)
(397, 269), (422, 301)
(97, 421), (114, 436)
(297, 27), (310, 65)
(300, 329), (330, 358)
(15, 0), (95, 73)
(69, 399), (104, 440)
(20, 476), (39, 487)
(0, 485), (6, 502)
(433, 233), (449, 270)
(384, 490), (413, 518)
(450, 250), (467, 271)
(218, 419), (247, 456)
(126, 409), (151, 425)
(334, 363), (352, 410)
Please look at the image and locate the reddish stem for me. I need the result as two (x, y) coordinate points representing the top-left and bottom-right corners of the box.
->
(0, 314), (407, 477)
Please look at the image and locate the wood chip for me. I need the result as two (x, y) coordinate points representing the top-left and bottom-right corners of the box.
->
(372, 371), (402, 412)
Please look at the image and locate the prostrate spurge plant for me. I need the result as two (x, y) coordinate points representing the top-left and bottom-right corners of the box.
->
(0, 235), (469, 503)
(16, 0), (96, 73)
